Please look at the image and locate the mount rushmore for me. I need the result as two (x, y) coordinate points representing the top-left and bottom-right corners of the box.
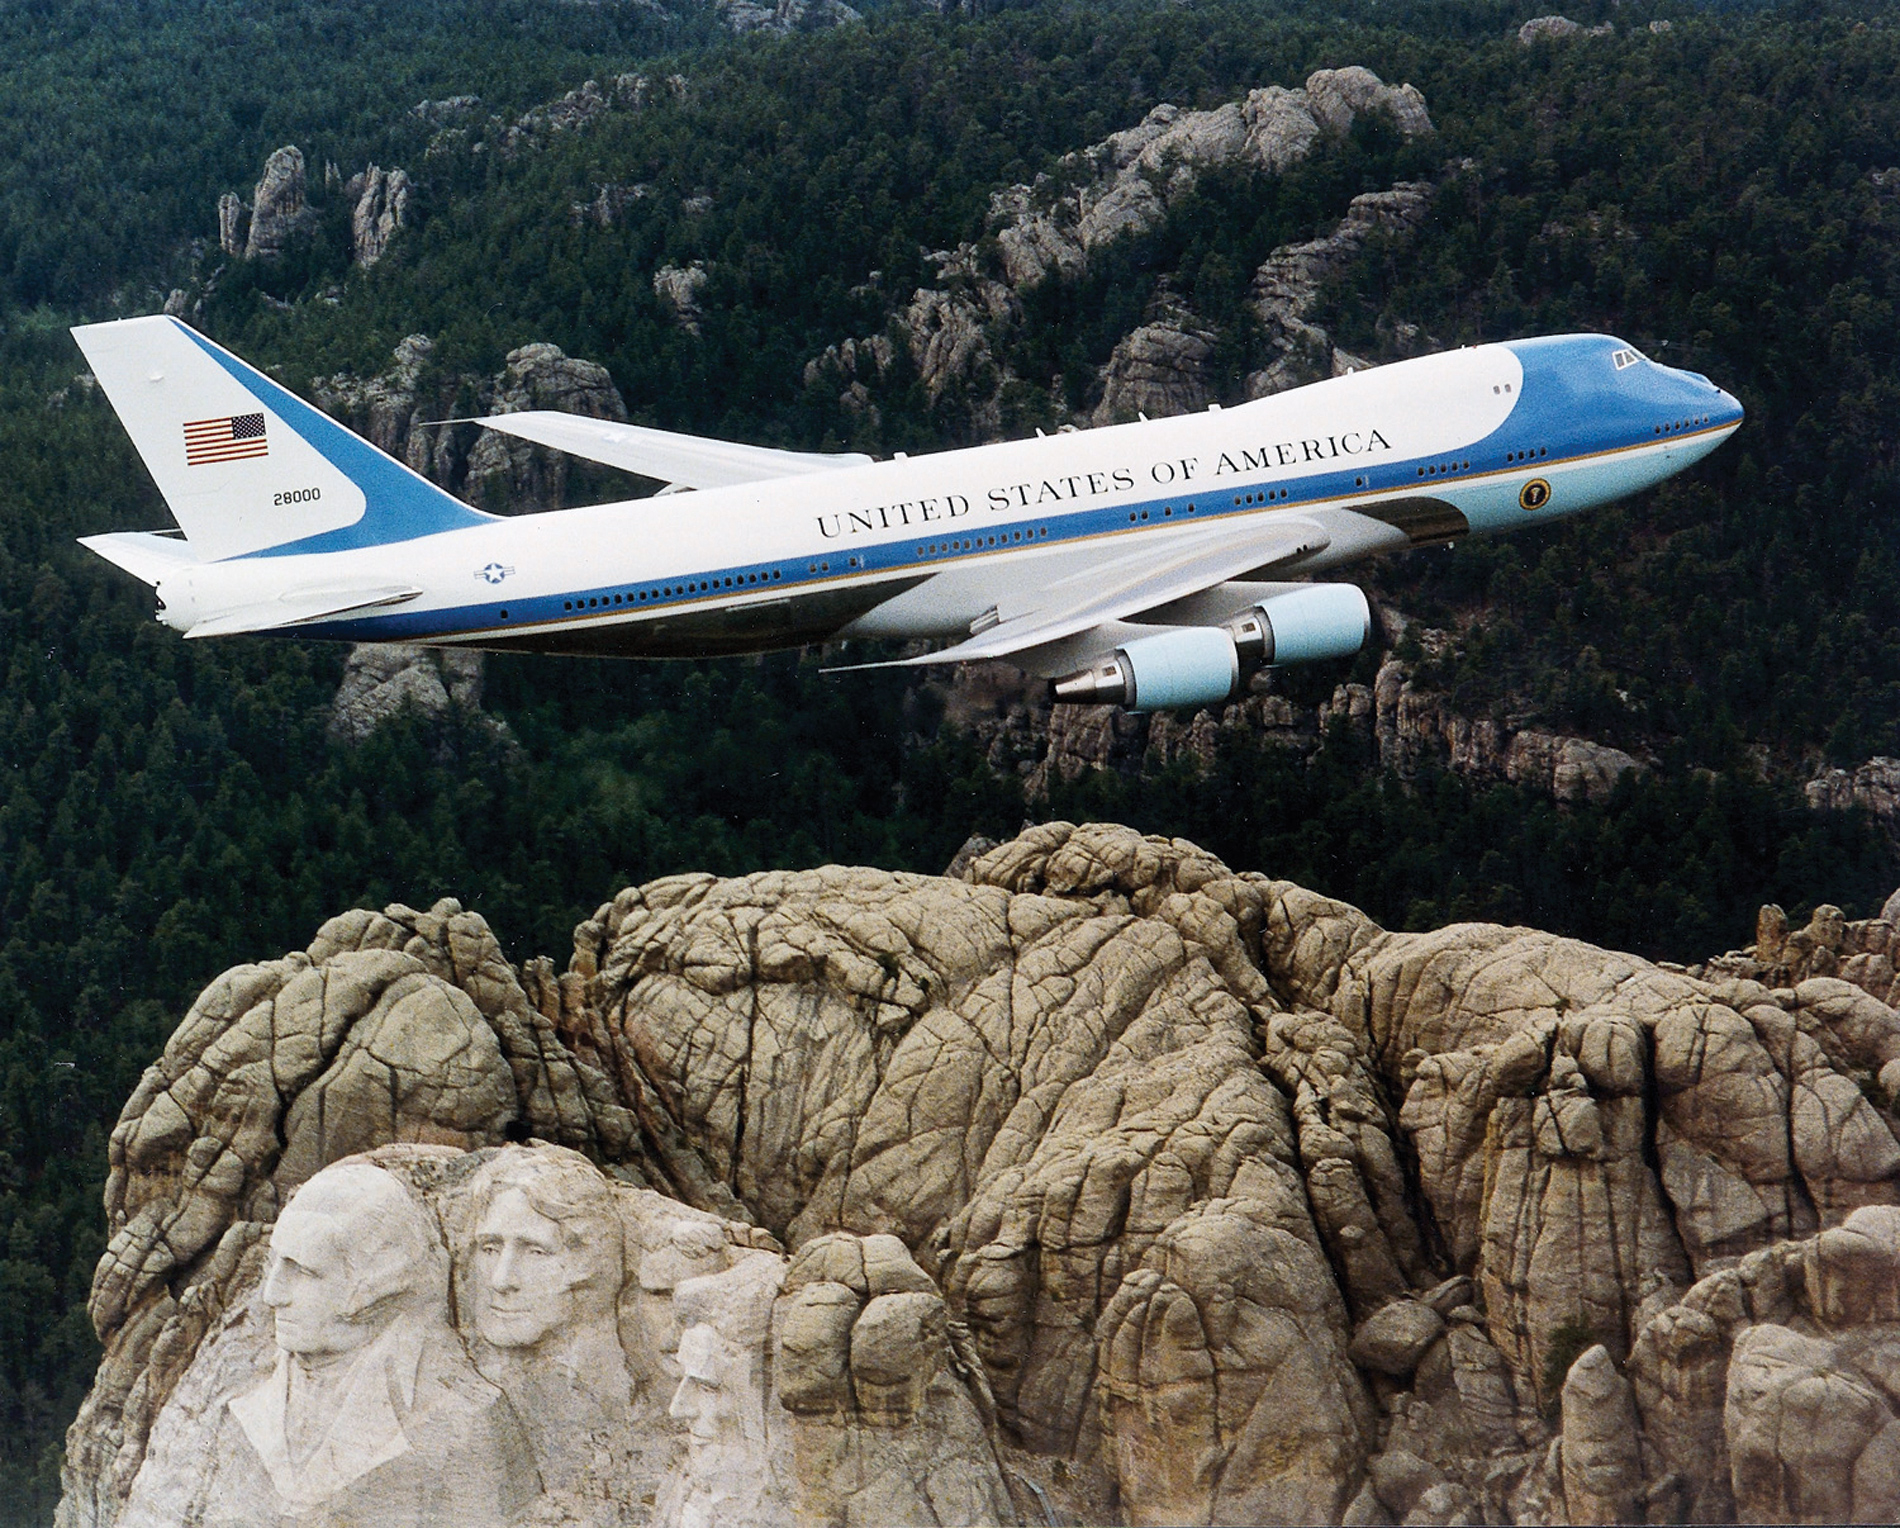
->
(54, 821), (1900, 1525)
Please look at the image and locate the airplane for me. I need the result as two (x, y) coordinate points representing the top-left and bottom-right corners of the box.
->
(72, 315), (1742, 711)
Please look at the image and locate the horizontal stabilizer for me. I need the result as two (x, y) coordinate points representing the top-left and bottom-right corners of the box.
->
(78, 531), (200, 585)
(833, 517), (1330, 670)
(471, 411), (873, 489)
(185, 583), (423, 638)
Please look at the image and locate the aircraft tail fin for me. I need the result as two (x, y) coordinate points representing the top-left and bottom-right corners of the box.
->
(72, 315), (494, 562)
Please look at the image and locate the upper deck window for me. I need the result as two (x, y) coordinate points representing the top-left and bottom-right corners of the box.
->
(1612, 348), (1644, 371)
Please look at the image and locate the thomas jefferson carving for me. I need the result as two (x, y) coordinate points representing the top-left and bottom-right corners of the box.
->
(461, 1146), (642, 1512)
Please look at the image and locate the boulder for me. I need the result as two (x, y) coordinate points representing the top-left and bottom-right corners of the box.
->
(1350, 1299), (1446, 1377)
(1558, 1345), (1642, 1523)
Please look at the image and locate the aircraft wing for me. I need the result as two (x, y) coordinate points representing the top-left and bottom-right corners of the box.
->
(470, 412), (873, 489)
(844, 516), (1331, 668)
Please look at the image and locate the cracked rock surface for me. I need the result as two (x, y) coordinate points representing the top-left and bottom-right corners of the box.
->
(59, 823), (1900, 1524)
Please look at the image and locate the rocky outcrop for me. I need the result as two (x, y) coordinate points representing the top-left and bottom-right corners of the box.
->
(1620, 1206), (1900, 1523)
(490, 73), (689, 158)
(716, 0), (861, 33)
(460, 342), (629, 512)
(327, 643), (489, 745)
(313, 333), (439, 462)
(60, 823), (1900, 1525)
(412, 94), (483, 127)
(653, 260), (711, 334)
(1517, 15), (1616, 42)
(345, 165), (413, 267)
(571, 182), (653, 228)
(1806, 756), (1900, 835)
(944, 644), (1643, 808)
(776, 1233), (1015, 1524)
(1091, 296), (1220, 424)
(1703, 898), (1900, 1014)
(216, 192), (246, 257)
(1248, 184), (1435, 397)
(808, 69), (1433, 429)
(1001, 70), (1432, 290)
(315, 335), (629, 516)
(242, 146), (315, 260)
(213, 147), (409, 272)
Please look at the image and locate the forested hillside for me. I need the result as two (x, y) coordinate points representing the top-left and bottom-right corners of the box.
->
(4, 0), (1900, 1517)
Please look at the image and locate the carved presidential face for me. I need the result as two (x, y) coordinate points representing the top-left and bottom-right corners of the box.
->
(631, 1220), (729, 1376)
(471, 1187), (619, 1349)
(263, 1207), (382, 1358)
(668, 1323), (746, 1462)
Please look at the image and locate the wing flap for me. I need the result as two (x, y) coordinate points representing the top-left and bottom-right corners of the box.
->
(836, 517), (1330, 669)
(471, 412), (873, 489)
(185, 583), (424, 638)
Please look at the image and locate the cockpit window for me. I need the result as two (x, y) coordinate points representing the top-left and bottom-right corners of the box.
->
(1612, 347), (1644, 370)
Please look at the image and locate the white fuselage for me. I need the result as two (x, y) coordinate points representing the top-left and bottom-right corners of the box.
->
(154, 335), (1742, 665)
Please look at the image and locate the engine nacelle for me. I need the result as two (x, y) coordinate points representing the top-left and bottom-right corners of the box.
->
(1226, 583), (1371, 666)
(1052, 625), (1238, 711)
(1051, 584), (1371, 711)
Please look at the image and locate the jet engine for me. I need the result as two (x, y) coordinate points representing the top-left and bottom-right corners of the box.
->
(1222, 583), (1371, 667)
(1052, 584), (1371, 710)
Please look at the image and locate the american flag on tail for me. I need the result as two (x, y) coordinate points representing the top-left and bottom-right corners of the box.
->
(183, 412), (269, 466)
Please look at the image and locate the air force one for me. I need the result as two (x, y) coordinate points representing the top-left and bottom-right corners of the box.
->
(72, 315), (1741, 711)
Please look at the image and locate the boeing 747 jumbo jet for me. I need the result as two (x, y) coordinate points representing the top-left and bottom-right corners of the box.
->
(73, 316), (1741, 710)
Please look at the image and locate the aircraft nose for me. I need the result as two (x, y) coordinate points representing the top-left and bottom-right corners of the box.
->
(1665, 363), (1743, 433)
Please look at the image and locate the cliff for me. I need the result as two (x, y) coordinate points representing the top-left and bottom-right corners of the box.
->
(55, 822), (1900, 1525)
(804, 68), (1437, 434)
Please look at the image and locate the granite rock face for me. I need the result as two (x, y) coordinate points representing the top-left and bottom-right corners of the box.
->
(1706, 898), (1900, 1009)
(461, 342), (630, 512)
(216, 192), (246, 257)
(942, 643), (1644, 811)
(716, 0), (861, 33)
(242, 146), (316, 260)
(327, 642), (489, 744)
(1806, 755), (1900, 840)
(1091, 304), (1220, 425)
(1246, 183), (1435, 397)
(653, 260), (711, 334)
(1517, 14), (1616, 42)
(60, 823), (1900, 1525)
(315, 334), (629, 514)
(346, 164), (414, 267)
(807, 69), (1434, 431)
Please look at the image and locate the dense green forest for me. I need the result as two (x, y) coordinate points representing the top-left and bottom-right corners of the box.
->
(4, 0), (1900, 1516)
